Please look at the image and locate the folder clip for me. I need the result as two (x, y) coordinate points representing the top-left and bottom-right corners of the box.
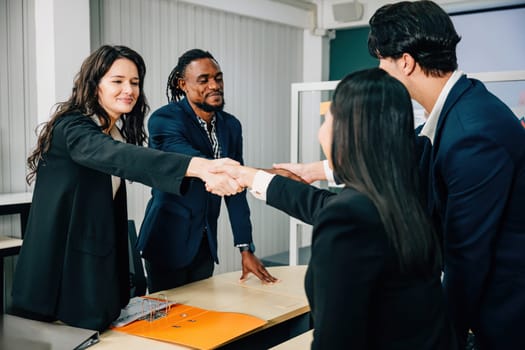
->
(141, 294), (171, 322)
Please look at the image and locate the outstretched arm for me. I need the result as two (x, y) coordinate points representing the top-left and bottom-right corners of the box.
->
(273, 161), (329, 184)
(214, 165), (335, 225)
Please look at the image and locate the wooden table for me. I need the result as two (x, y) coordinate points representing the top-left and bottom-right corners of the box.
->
(94, 265), (310, 349)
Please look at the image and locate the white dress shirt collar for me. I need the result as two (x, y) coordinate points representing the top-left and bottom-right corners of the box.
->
(419, 70), (463, 144)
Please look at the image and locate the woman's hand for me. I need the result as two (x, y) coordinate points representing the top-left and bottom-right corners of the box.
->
(186, 157), (243, 196)
(210, 164), (258, 189)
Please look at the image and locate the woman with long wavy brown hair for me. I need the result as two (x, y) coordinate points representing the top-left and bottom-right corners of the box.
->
(13, 45), (240, 331)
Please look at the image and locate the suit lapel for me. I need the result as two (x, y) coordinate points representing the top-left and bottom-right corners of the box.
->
(426, 75), (473, 238)
(433, 75), (471, 152)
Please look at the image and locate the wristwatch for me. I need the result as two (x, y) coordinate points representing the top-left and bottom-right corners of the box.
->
(236, 243), (255, 253)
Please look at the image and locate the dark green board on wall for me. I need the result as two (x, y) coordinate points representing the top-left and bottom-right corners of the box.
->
(329, 26), (378, 80)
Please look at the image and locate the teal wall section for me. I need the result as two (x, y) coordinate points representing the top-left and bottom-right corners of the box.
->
(329, 26), (378, 80)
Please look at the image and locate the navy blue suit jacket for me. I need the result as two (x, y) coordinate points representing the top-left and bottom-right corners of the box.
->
(137, 99), (252, 270)
(418, 75), (525, 349)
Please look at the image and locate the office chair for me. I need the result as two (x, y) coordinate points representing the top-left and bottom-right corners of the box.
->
(127, 220), (147, 297)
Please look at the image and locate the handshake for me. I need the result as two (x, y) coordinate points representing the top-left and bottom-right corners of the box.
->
(188, 157), (310, 196)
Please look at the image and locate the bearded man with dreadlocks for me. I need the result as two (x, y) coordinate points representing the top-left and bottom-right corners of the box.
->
(137, 49), (277, 292)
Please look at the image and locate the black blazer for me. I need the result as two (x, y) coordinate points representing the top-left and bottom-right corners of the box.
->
(12, 114), (191, 331)
(267, 176), (456, 350)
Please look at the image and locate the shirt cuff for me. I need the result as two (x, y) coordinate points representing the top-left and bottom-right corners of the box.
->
(323, 159), (335, 183)
(249, 170), (275, 201)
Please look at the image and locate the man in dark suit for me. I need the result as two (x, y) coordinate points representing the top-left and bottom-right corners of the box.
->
(276, 2), (525, 349)
(368, 2), (525, 349)
(137, 49), (277, 292)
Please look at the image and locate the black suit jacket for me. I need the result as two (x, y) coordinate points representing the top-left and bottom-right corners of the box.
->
(267, 176), (456, 350)
(12, 113), (191, 331)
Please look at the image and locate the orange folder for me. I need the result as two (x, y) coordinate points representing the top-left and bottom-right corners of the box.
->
(112, 303), (267, 349)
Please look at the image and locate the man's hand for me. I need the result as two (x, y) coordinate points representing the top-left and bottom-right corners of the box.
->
(272, 161), (326, 184)
(240, 251), (278, 284)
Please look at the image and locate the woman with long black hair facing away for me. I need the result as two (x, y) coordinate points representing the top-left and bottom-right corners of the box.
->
(215, 68), (456, 349)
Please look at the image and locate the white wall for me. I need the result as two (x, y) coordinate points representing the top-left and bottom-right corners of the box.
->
(35, 0), (90, 124)
(181, 0), (314, 28)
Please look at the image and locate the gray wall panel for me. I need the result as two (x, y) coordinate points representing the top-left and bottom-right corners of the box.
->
(91, 0), (303, 275)
(0, 0), (36, 311)
(0, 0), (36, 234)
